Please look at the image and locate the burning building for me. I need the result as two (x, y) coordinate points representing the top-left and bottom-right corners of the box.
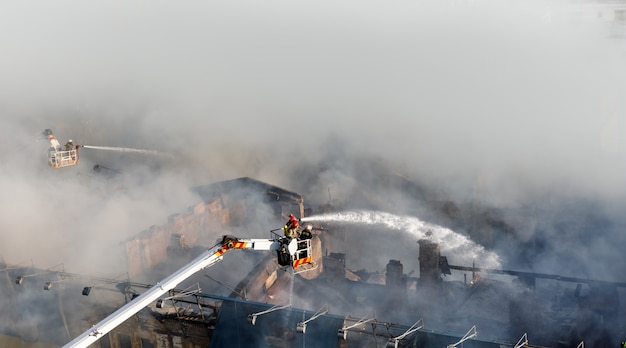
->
(1, 177), (625, 348)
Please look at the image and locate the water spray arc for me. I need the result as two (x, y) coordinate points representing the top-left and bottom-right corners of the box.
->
(81, 145), (166, 156)
(301, 211), (501, 268)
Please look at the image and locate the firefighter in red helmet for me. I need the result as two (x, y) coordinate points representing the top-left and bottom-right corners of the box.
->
(284, 214), (300, 238)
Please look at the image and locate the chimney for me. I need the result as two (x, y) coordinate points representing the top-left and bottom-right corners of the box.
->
(385, 260), (408, 308)
(416, 239), (444, 314)
(418, 239), (441, 285)
(386, 260), (405, 288)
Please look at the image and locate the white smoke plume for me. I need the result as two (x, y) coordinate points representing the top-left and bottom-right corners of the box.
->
(1, 0), (626, 344)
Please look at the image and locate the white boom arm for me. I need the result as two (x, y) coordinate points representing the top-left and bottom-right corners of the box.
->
(63, 236), (282, 348)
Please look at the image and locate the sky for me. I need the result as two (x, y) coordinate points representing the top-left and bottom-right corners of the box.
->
(1, 0), (626, 282)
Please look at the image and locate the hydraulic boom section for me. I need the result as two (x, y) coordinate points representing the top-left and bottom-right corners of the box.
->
(63, 234), (313, 348)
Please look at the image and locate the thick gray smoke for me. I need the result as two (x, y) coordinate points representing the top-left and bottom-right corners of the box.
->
(1, 0), (625, 344)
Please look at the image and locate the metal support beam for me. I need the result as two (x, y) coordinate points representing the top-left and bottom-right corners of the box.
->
(386, 318), (423, 348)
(296, 305), (328, 334)
(447, 325), (477, 348)
(514, 333), (528, 348)
(247, 303), (291, 325)
(338, 315), (376, 340)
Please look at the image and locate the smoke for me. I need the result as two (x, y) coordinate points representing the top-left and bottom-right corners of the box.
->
(1, 0), (626, 344)
(2, 0), (626, 201)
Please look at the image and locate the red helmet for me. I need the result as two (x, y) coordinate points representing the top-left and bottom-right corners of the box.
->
(288, 214), (299, 227)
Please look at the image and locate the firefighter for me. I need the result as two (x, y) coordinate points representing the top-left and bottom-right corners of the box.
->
(65, 139), (77, 160)
(300, 224), (313, 240)
(284, 214), (299, 239)
(65, 139), (74, 151)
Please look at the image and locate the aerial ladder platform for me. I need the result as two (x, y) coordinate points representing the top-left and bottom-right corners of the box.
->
(43, 129), (80, 168)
